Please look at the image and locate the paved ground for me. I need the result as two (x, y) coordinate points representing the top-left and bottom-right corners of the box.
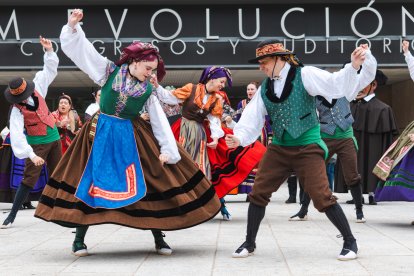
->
(1, 183), (414, 276)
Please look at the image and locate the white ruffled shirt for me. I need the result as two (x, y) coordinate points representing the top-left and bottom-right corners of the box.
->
(60, 23), (180, 164)
(233, 50), (378, 147)
(9, 51), (59, 161)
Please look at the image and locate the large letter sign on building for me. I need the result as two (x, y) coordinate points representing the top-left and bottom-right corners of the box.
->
(1, 3), (414, 69)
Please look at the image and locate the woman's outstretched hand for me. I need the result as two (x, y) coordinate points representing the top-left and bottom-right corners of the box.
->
(402, 40), (410, 54)
(68, 9), (83, 28)
(39, 36), (53, 52)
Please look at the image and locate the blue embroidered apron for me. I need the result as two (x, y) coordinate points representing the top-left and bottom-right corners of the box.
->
(75, 113), (146, 209)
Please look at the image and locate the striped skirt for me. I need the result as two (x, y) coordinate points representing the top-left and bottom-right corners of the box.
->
(178, 117), (211, 179)
(0, 145), (12, 202)
(233, 169), (257, 194)
(0, 145), (45, 202)
(375, 148), (414, 202)
(35, 117), (221, 230)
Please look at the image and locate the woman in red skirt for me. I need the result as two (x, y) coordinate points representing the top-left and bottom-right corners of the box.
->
(152, 68), (266, 220)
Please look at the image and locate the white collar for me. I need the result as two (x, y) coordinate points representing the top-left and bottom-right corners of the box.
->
(364, 93), (376, 102)
(273, 63), (291, 81)
(23, 95), (35, 106)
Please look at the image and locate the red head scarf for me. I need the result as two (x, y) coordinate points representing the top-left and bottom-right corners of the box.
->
(115, 42), (166, 82)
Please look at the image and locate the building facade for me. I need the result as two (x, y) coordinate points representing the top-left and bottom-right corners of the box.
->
(1, 0), (414, 130)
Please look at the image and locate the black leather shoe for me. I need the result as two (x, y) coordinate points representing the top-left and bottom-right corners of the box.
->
(356, 209), (366, 223)
(346, 199), (355, 204)
(1, 217), (13, 229)
(347, 197), (365, 205)
(337, 239), (358, 261)
(155, 238), (173, 255)
(22, 202), (36, 209)
(289, 209), (308, 221)
(285, 197), (296, 204)
(232, 241), (255, 258)
(368, 195), (377, 205)
(72, 242), (88, 257)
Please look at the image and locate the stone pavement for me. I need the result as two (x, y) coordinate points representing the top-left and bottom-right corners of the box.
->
(1, 184), (414, 276)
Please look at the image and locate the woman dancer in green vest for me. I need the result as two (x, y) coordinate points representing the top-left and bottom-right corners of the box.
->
(34, 9), (221, 257)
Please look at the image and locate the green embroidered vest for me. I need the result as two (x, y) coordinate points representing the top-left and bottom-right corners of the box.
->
(100, 67), (152, 120)
(261, 67), (319, 140)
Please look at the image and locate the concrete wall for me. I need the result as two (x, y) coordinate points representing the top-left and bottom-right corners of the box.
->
(377, 80), (414, 132)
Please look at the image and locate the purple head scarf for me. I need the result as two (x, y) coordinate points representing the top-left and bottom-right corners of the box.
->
(199, 66), (232, 87)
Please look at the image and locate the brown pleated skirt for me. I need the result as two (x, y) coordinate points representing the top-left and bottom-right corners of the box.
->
(35, 117), (221, 230)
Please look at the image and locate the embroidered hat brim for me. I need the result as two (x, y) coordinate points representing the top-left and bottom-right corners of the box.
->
(248, 51), (293, 64)
(4, 79), (35, 104)
(249, 41), (295, 64)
